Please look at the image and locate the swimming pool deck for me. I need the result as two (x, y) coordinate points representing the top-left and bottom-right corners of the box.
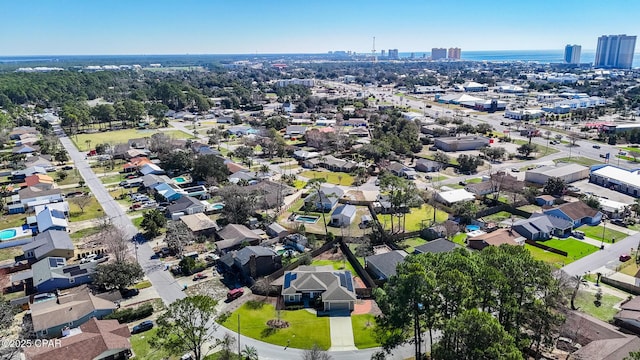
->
(0, 226), (35, 249)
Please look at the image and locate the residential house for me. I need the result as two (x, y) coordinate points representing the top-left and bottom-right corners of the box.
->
(435, 189), (476, 206)
(293, 150), (321, 161)
(414, 159), (441, 173)
(304, 184), (344, 212)
(331, 204), (357, 227)
(24, 318), (132, 360)
(31, 257), (97, 293)
(19, 187), (63, 209)
(286, 125), (308, 137)
(388, 162), (418, 180)
(29, 286), (117, 338)
(153, 182), (182, 202)
(543, 201), (602, 228)
(341, 118), (367, 127)
(13, 144), (39, 154)
(266, 222), (289, 238)
(127, 138), (148, 149)
(165, 196), (206, 218)
(24, 155), (53, 169)
(535, 195), (557, 206)
(141, 174), (171, 190)
(9, 126), (38, 140)
(219, 246), (281, 281)
(225, 161), (247, 174)
(229, 171), (258, 184)
(22, 230), (74, 261)
(21, 174), (55, 190)
(464, 181), (495, 196)
(365, 250), (407, 281)
(614, 296), (640, 335)
(215, 224), (261, 252)
(36, 206), (68, 233)
(349, 127), (370, 137)
(512, 214), (573, 240)
(245, 180), (296, 210)
(12, 166), (47, 181)
(283, 233), (308, 252)
(467, 229), (526, 250)
(139, 163), (165, 176)
(180, 213), (219, 237)
(282, 265), (357, 311)
(413, 238), (460, 254)
(227, 125), (252, 136)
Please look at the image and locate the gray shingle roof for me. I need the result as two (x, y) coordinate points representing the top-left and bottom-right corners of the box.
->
(365, 250), (407, 279)
(414, 238), (459, 254)
(22, 230), (73, 260)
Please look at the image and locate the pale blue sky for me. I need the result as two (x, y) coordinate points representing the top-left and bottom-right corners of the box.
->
(1, 0), (639, 55)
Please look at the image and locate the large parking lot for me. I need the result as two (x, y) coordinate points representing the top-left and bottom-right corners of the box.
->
(571, 179), (636, 204)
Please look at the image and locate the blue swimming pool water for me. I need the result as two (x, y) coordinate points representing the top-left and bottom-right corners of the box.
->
(466, 225), (480, 232)
(173, 177), (186, 183)
(212, 203), (224, 210)
(0, 229), (17, 240)
(295, 215), (320, 224)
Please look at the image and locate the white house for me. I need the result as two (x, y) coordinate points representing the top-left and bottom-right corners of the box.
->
(331, 204), (357, 227)
(435, 189), (476, 206)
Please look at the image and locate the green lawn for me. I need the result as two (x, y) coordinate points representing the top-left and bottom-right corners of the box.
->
(99, 173), (125, 185)
(68, 196), (105, 222)
(132, 216), (144, 230)
(466, 178), (482, 184)
(574, 290), (624, 322)
(377, 204), (449, 232)
(480, 211), (513, 222)
(452, 233), (467, 246)
(554, 157), (604, 167)
(130, 328), (174, 360)
(56, 170), (83, 186)
(577, 225), (627, 244)
(71, 128), (191, 151)
(0, 214), (27, 229)
(293, 180), (307, 189)
(351, 314), (379, 349)
(0, 247), (22, 262)
(538, 238), (599, 261)
(299, 171), (354, 186)
(311, 259), (357, 276)
(222, 302), (331, 350)
(70, 226), (104, 240)
(400, 237), (427, 253)
(525, 244), (570, 267)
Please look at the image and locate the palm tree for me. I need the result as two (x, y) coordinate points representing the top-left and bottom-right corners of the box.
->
(259, 164), (270, 177)
(85, 139), (91, 152)
(241, 345), (258, 360)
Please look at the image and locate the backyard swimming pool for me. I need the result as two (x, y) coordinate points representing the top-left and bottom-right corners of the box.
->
(295, 215), (320, 224)
(466, 225), (480, 232)
(173, 177), (187, 183)
(0, 229), (16, 240)
(211, 203), (225, 211)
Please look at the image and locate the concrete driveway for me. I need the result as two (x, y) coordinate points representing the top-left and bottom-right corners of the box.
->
(329, 315), (357, 351)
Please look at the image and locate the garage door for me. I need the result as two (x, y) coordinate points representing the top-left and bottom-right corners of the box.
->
(329, 302), (350, 311)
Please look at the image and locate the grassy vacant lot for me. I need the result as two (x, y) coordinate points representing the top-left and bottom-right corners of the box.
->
(574, 290), (623, 322)
(539, 238), (598, 261)
(554, 157), (603, 167)
(70, 226), (103, 241)
(299, 170), (354, 186)
(377, 204), (449, 232)
(72, 129), (191, 151)
(517, 204), (542, 213)
(525, 244), (570, 267)
(352, 314), (379, 349)
(480, 211), (514, 222)
(311, 259), (357, 275)
(222, 302), (330, 350)
(69, 196), (104, 222)
(400, 237), (427, 253)
(56, 170), (84, 186)
(577, 225), (627, 244)
(99, 173), (125, 185)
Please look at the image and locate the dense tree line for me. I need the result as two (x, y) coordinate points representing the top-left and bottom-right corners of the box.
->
(376, 245), (565, 360)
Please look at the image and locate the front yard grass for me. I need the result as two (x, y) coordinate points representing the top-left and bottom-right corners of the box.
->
(299, 170), (354, 186)
(525, 244), (571, 267)
(377, 204), (448, 232)
(222, 302), (331, 350)
(577, 225), (627, 244)
(351, 314), (379, 349)
(56, 170), (83, 186)
(538, 238), (599, 261)
(69, 196), (104, 222)
(574, 290), (623, 322)
(130, 328), (173, 360)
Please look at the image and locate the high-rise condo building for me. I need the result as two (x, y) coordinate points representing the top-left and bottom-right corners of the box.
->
(388, 49), (399, 60)
(448, 47), (461, 60)
(431, 48), (447, 60)
(564, 44), (581, 64)
(594, 34), (636, 69)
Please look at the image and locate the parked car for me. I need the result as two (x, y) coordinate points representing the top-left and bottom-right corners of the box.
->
(620, 254), (632, 262)
(573, 231), (585, 239)
(120, 288), (140, 299)
(511, 168), (520, 173)
(62, 165), (74, 170)
(592, 145), (601, 149)
(180, 354), (194, 360)
(227, 288), (244, 301)
(80, 254), (98, 264)
(131, 320), (153, 334)
(193, 273), (208, 281)
(611, 219), (627, 227)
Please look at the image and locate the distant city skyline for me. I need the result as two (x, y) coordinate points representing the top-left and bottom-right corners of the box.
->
(2, 0), (640, 56)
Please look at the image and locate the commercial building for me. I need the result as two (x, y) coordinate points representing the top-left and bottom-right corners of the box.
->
(435, 189), (476, 205)
(276, 78), (315, 87)
(504, 109), (545, 120)
(564, 44), (582, 64)
(434, 136), (490, 152)
(590, 165), (640, 197)
(594, 34), (636, 69)
(448, 47), (461, 60)
(525, 163), (589, 184)
(388, 49), (399, 60)
(431, 48), (447, 60)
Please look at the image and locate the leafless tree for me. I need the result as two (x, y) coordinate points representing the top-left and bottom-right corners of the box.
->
(443, 220), (460, 240)
(100, 223), (130, 263)
(0, 296), (19, 360)
(302, 344), (333, 360)
(70, 194), (93, 214)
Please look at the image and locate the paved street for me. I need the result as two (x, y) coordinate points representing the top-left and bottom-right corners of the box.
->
(562, 232), (639, 277)
(55, 124), (187, 305)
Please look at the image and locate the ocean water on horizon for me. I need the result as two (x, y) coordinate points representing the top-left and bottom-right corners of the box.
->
(399, 49), (640, 67)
